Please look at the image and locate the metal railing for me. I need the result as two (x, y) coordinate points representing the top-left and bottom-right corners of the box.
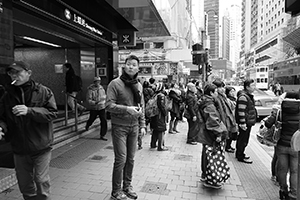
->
(64, 93), (78, 131)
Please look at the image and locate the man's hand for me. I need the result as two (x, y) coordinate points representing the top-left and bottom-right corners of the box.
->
(192, 116), (197, 122)
(127, 106), (142, 116)
(140, 127), (146, 136)
(239, 124), (247, 131)
(12, 105), (28, 116)
(216, 136), (222, 143)
(0, 127), (4, 140)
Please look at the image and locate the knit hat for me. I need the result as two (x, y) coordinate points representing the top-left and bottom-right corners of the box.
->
(212, 79), (225, 88)
(187, 82), (195, 90)
(155, 82), (164, 92)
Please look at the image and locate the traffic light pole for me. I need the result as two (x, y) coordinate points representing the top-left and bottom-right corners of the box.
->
(202, 63), (206, 84)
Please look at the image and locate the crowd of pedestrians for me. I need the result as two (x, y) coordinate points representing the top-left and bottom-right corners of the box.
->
(0, 55), (298, 200)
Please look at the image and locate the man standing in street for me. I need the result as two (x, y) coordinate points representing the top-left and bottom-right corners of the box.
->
(235, 79), (257, 164)
(106, 55), (146, 200)
(0, 61), (57, 200)
(85, 76), (108, 141)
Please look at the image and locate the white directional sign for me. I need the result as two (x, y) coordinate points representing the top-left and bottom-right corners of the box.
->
(191, 50), (206, 54)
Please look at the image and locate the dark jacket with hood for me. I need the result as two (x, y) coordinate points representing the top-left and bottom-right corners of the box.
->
(264, 98), (300, 147)
(150, 92), (167, 132)
(185, 90), (198, 119)
(198, 95), (228, 146)
(215, 92), (237, 134)
(0, 80), (57, 155)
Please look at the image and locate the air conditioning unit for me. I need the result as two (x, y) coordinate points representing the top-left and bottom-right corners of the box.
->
(144, 42), (154, 49)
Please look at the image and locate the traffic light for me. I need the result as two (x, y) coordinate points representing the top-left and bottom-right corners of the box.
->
(206, 64), (212, 77)
(198, 64), (202, 74)
(192, 43), (203, 65)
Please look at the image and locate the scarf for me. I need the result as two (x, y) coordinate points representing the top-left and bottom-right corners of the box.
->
(120, 72), (141, 105)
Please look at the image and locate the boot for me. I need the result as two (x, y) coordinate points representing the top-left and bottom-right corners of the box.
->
(173, 120), (179, 133)
(169, 121), (175, 134)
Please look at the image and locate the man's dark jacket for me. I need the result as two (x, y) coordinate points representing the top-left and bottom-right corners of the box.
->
(0, 80), (57, 155)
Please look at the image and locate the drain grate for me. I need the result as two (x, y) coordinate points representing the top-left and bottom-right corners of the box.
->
(105, 146), (114, 150)
(86, 155), (107, 163)
(140, 182), (170, 195)
(174, 154), (193, 161)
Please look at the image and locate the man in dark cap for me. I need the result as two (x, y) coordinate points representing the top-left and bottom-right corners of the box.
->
(0, 61), (57, 199)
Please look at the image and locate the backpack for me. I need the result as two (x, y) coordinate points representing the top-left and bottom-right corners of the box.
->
(73, 75), (82, 92)
(257, 107), (282, 146)
(145, 94), (159, 118)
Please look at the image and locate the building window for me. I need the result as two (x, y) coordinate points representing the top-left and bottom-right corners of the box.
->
(275, 14), (277, 18)
(278, 21), (280, 26)
(278, 10), (280, 15)
(282, 18), (284, 23)
(275, 24), (277, 28)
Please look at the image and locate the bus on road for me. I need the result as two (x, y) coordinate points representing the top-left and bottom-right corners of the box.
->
(269, 56), (300, 92)
(246, 65), (269, 90)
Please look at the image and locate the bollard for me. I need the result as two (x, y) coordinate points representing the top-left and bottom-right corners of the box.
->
(291, 129), (300, 200)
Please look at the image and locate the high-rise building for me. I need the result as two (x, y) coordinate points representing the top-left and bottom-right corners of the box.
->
(204, 0), (220, 59)
(229, 4), (242, 70)
(222, 12), (230, 60)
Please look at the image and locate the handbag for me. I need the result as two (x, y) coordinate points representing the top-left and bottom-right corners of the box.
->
(257, 109), (282, 146)
(165, 96), (173, 111)
(183, 106), (191, 119)
(205, 142), (230, 185)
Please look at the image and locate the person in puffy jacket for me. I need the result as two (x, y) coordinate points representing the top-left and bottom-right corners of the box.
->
(85, 77), (107, 141)
(264, 91), (300, 200)
(150, 82), (168, 151)
(198, 83), (228, 189)
(235, 79), (256, 164)
(0, 61), (57, 200)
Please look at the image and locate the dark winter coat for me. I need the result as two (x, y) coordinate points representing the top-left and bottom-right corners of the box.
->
(150, 92), (167, 132)
(264, 99), (300, 147)
(169, 89), (181, 117)
(198, 95), (228, 146)
(0, 80), (57, 155)
(185, 90), (198, 119)
(66, 68), (75, 93)
(143, 87), (154, 104)
(215, 92), (237, 134)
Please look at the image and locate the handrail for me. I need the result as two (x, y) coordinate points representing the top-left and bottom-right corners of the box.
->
(64, 92), (78, 131)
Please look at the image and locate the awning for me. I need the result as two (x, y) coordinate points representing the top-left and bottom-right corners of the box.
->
(283, 26), (300, 48)
(109, 0), (171, 37)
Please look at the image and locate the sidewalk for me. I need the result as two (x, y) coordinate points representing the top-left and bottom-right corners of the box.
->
(0, 121), (279, 200)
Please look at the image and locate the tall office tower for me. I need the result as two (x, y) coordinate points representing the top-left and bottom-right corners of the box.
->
(229, 4), (242, 70)
(250, 0), (259, 48)
(222, 12), (230, 60)
(204, 0), (220, 59)
(240, 0), (251, 68)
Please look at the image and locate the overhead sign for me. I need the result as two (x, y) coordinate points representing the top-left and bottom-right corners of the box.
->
(118, 30), (136, 47)
(64, 9), (103, 36)
(191, 50), (206, 55)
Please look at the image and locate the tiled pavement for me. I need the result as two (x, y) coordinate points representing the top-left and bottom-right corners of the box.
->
(0, 121), (279, 200)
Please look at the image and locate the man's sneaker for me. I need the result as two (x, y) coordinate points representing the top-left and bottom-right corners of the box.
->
(111, 191), (128, 200)
(203, 182), (222, 189)
(123, 188), (138, 199)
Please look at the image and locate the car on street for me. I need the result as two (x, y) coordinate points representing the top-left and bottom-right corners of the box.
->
(231, 86), (279, 118)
